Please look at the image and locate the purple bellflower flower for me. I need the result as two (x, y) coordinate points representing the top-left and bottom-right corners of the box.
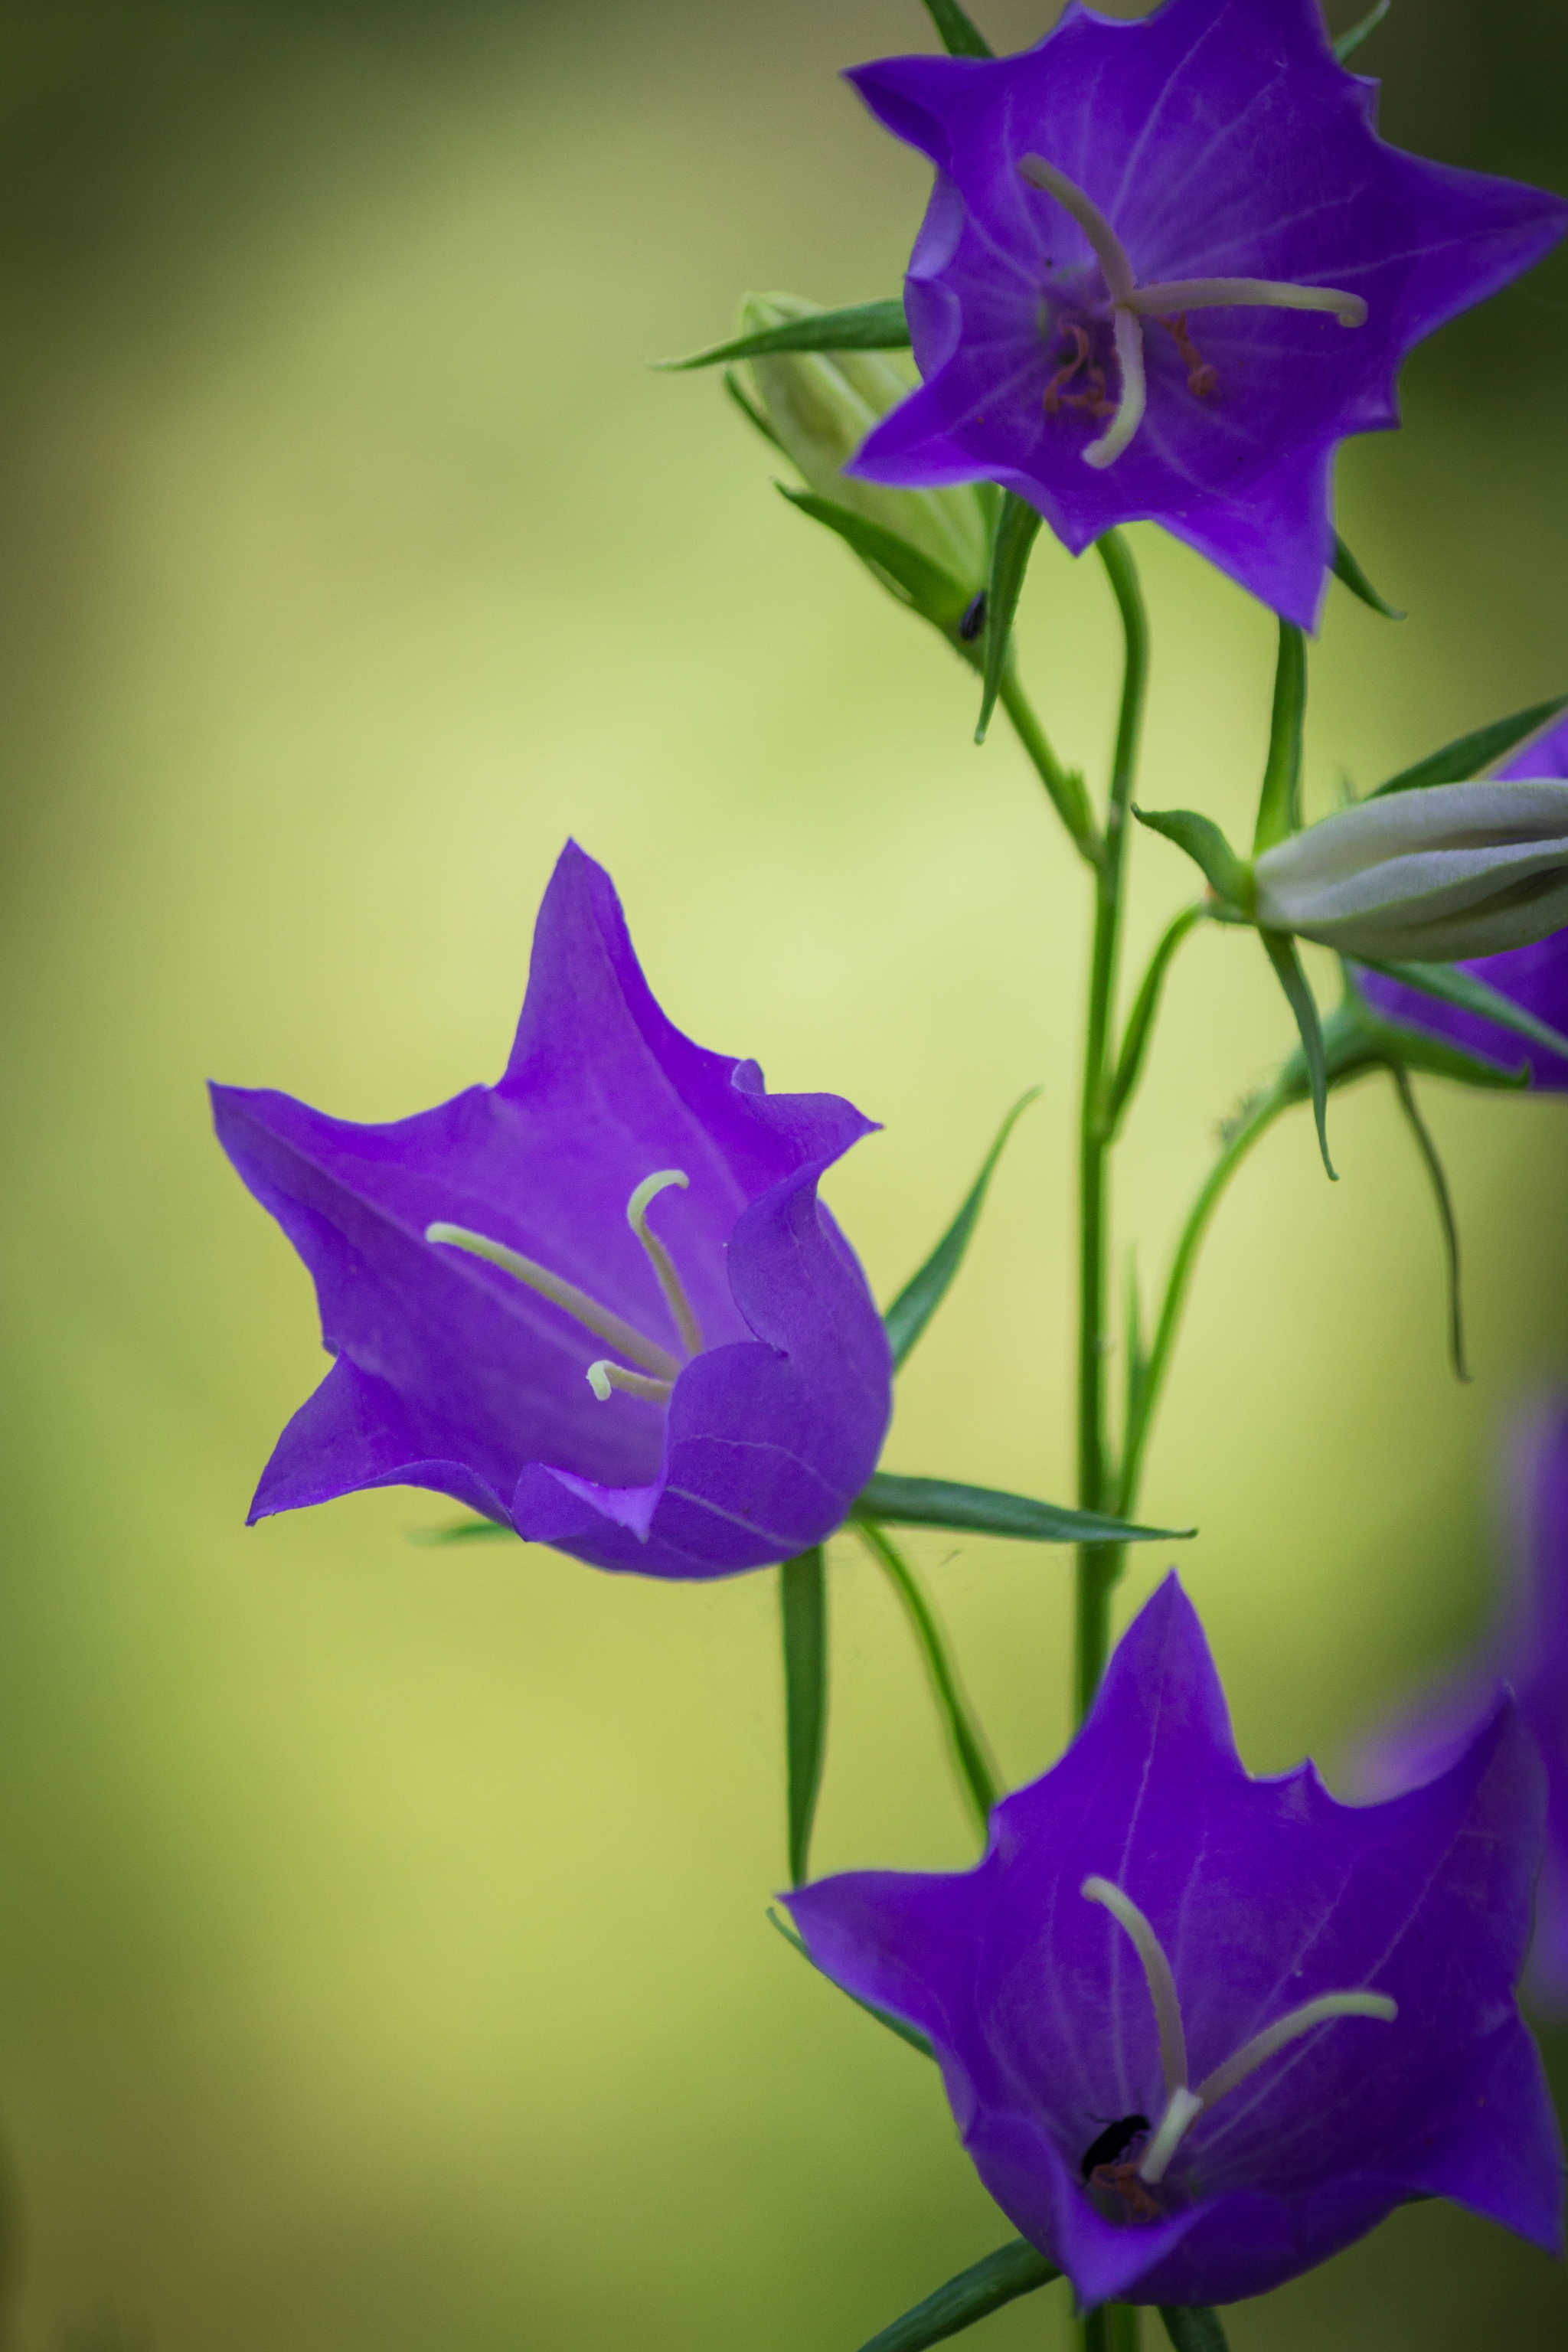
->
(843, 0), (1568, 626)
(789, 1576), (1562, 2309)
(1359, 712), (1568, 1083)
(1360, 1403), (1568, 2012)
(212, 843), (892, 1579)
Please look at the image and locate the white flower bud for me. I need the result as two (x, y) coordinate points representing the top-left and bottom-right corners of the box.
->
(740, 293), (991, 591)
(1252, 779), (1568, 961)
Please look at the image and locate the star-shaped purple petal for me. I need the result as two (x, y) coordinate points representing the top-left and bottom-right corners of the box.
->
(790, 1576), (1562, 2308)
(844, 0), (1568, 625)
(212, 843), (892, 1579)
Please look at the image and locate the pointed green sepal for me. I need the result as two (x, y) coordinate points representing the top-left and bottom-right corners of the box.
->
(1325, 972), (1529, 1093)
(976, 492), (1044, 743)
(723, 367), (784, 453)
(1331, 531), (1403, 619)
(1387, 1066), (1471, 1381)
(1253, 619), (1308, 851)
(1132, 807), (1252, 910)
(776, 486), (975, 641)
(920, 0), (995, 60)
(1331, 0), (1390, 63)
(1368, 691), (1568, 798)
(884, 1090), (1041, 1370)
(766, 1907), (936, 2059)
(1158, 2309), (1230, 2352)
(1358, 956), (1568, 1067)
(407, 1517), (515, 1544)
(854, 1472), (1193, 1545)
(653, 298), (910, 371)
(1262, 929), (1336, 1177)
(779, 1548), (828, 1886)
(858, 2241), (1060, 2352)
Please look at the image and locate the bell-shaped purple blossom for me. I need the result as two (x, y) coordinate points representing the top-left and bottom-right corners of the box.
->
(844, 0), (1568, 625)
(789, 1577), (1562, 2310)
(1359, 713), (1568, 1083)
(211, 844), (892, 1579)
(1361, 1403), (1568, 2011)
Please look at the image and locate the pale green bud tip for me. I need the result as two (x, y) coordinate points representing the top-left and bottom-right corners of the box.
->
(1253, 779), (1568, 962)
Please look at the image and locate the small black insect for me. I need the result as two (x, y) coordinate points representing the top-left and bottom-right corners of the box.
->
(1079, 2112), (1150, 2181)
(959, 591), (988, 642)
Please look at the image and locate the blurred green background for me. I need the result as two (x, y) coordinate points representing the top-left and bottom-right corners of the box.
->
(0, 0), (1565, 2344)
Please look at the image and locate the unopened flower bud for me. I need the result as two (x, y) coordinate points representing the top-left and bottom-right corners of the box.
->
(739, 293), (990, 591)
(1252, 780), (1568, 962)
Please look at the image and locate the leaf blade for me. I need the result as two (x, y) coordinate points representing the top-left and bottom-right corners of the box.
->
(779, 1548), (828, 1886)
(855, 1472), (1192, 1545)
(1368, 692), (1568, 797)
(858, 2241), (1060, 2352)
(920, 0), (995, 60)
(884, 1089), (1041, 1370)
(976, 492), (1043, 743)
(652, 298), (910, 371)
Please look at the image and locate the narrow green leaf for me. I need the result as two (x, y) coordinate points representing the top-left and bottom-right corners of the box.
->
(776, 486), (974, 638)
(921, 0), (995, 60)
(1388, 1066), (1470, 1381)
(1359, 956), (1568, 1067)
(1124, 1253), (1149, 1451)
(1331, 0), (1390, 63)
(858, 2241), (1060, 2352)
(976, 492), (1043, 743)
(653, 298), (910, 371)
(407, 1517), (515, 1545)
(1262, 929), (1336, 1178)
(884, 1089), (1041, 1370)
(723, 367), (785, 453)
(1158, 2308), (1230, 2352)
(858, 1521), (1001, 1833)
(1253, 619), (1308, 852)
(766, 1906), (936, 2058)
(780, 1548), (828, 1887)
(1107, 902), (1207, 1129)
(1368, 691), (1568, 797)
(1331, 531), (1403, 619)
(854, 1472), (1193, 1545)
(1132, 807), (1250, 909)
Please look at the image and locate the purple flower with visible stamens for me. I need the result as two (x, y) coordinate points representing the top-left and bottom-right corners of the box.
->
(1359, 1403), (1568, 2012)
(844, 0), (1568, 624)
(789, 1577), (1563, 2310)
(211, 843), (892, 1579)
(1358, 712), (1568, 1083)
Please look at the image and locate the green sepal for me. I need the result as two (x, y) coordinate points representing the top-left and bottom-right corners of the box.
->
(1312, 975), (1529, 1095)
(1331, 0), (1390, 63)
(920, 0), (995, 60)
(723, 367), (784, 453)
(1253, 619), (1307, 852)
(766, 1906), (936, 2060)
(1158, 2308), (1230, 2352)
(858, 2241), (1060, 2352)
(884, 1089), (1041, 1370)
(653, 298), (910, 371)
(1358, 956), (1568, 1067)
(1331, 531), (1403, 619)
(1367, 691), (1568, 798)
(1132, 807), (1251, 910)
(1262, 929), (1335, 1178)
(976, 492), (1044, 743)
(1388, 1066), (1471, 1382)
(854, 1472), (1193, 1545)
(407, 1517), (515, 1544)
(776, 485), (976, 643)
(779, 1549), (828, 1886)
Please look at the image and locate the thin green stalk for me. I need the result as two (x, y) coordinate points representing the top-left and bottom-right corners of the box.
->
(998, 668), (1099, 865)
(1117, 1082), (1290, 1517)
(1074, 531), (1148, 1725)
(1081, 2305), (1141, 2352)
(857, 1520), (1001, 1835)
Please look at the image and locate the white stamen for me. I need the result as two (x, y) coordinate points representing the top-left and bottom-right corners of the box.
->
(1123, 278), (1367, 328)
(1137, 2088), (1204, 2186)
(586, 1359), (675, 1405)
(1017, 157), (1368, 472)
(1195, 1992), (1396, 2107)
(425, 1221), (681, 1380)
(1081, 1876), (1187, 2099)
(625, 1168), (704, 1358)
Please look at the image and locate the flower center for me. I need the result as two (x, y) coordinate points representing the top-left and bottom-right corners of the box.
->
(1080, 1874), (1396, 2197)
(426, 1167), (704, 1406)
(1018, 158), (1368, 471)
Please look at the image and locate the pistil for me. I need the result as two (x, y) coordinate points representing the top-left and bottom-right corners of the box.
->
(1018, 157), (1367, 469)
(1080, 1875), (1395, 2190)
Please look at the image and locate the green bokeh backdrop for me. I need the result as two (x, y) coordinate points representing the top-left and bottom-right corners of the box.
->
(0, 2), (1564, 2344)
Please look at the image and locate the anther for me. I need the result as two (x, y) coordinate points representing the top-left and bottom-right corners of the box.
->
(425, 1221), (680, 1380)
(586, 1360), (674, 1405)
(626, 1169), (704, 1358)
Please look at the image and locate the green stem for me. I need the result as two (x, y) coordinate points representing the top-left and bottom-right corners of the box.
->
(1117, 1082), (1290, 1518)
(1074, 531), (1148, 1726)
(999, 668), (1099, 866)
(857, 1520), (1001, 1835)
(1080, 2305), (1141, 2352)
